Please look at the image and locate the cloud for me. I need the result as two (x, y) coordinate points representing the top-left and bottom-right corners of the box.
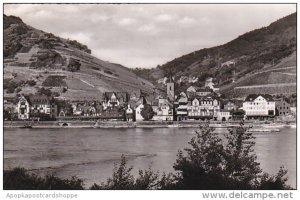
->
(138, 24), (160, 35)
(179, 16), (197, 25)
(155, 14), (174, 22)
(117, 17), (137, 26)
(4, 4), (296, 68)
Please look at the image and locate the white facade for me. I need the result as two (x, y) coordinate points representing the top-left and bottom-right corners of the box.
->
(31, 104), (51, 114)
(187, 86), (197, 93)
(103, 93), (120, 109)
(243, 95), (275, 117)
(215, 110), (231, 121)
(187, 98), (219, 118)
(17, 96), (30, 120)
(135, 104), (144, 121)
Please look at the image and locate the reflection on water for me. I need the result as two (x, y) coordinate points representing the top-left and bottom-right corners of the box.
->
(4, 127), (296, 188)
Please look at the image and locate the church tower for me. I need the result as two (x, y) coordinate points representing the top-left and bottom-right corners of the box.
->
(167, 76), (175, 101)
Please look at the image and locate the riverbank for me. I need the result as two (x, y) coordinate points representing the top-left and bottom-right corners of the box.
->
(4, 120), (296, 129)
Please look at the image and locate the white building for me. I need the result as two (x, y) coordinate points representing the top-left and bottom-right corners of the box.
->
(214, 109), (231, 121)
(187, 97), (220, 120)
(125, 104), (134, 121)
(186, 86), (199, 93)
(152, 98), (173, 121)
(242, 94), (276, 120)
(205, 77), (219, 92)
(135, 96), (147, 121)
(17, 96), (30, 120)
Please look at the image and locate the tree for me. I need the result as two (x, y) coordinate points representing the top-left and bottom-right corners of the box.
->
(223, 121), (261, 189)
(172, 121), (290, 189)
(173, 122), (226, 189)
(38, 87), (52, 97)
(90, 155), (160, 190)
(141, 104), (154, 121)
(67, 58), (81, 72)
(26, 80), (36, 86)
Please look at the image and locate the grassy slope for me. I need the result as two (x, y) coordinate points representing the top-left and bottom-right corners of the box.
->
(133, 12), (296, 97)
(4, 15), (155, 100)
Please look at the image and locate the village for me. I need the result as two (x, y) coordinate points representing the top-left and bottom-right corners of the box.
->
(3, 76), (296, 125)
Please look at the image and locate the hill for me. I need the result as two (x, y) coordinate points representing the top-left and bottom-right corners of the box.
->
(3, 14), (155, 101)
(132, 12), (296, 98)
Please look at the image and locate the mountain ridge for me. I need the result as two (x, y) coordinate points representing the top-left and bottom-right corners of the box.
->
(4, 14), (155, 101)
(132, 12), (296, 97)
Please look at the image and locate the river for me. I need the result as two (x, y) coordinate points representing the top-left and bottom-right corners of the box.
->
(4, 126), (296, 188)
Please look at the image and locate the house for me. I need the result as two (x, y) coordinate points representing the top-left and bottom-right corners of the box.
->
(205, 77), (220, 92)
(29, 95), (51, 115)
(157, 77), (168, 85)
(17, 95), (30, 120)
(242, 94), (276, 120)
(153, 98), (173, 121)
(102, 92), (129, 109)
(221, 60), (235, 68)
(186, 86), (200, 94)
(174, 92), (189, 121)
(275, 99), (290, 116)
(214, 109), (231, 121)
(125, 104), (135, 121)
(188, 76), (198, 83)
(17, 95), (57, 120)
(223, 100), (238, 111)
(135, 96), (147, 121)
(196, 87), (212, 97)
(187, 97), (219, 120)
(178, 76), (189, 84)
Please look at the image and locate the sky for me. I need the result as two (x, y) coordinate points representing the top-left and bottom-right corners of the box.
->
(4, 4), (296, 68)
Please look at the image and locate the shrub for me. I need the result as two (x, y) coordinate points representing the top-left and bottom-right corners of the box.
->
(141, 104), (154, 121)
(26, 80), (36, 86)
(91, 155), (158, 190)
(172, 121), (291, 189)
(4, 168), (84, 190)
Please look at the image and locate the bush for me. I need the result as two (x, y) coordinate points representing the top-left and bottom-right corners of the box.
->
(26, 79), (36, 86)
(141, 104), (154, 120)
(90, 155), (160, 190)
(67, 58), (81, 72)
(4, 168), (84, 190)
(172, 121), (290, 189)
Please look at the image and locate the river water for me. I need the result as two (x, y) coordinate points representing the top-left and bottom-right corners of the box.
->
(4, 127), (296, 188)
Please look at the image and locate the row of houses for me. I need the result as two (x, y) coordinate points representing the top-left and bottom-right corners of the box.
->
(6, 77), (294, 122)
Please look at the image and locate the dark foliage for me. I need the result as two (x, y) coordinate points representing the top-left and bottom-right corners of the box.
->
(4, 168), (84, 190)
(67, 58), (81, 72)
(172, 121), (290, 189)
(42, 75), (67, 87)
(141, 104), (154, 120)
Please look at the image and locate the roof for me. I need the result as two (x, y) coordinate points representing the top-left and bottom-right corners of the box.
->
(219, 109), (231, 112)
(196, 87), (212, 92)
(28, 95), (51, 105)
(245, 94), (274, 102)
(103, 92), (129, 102)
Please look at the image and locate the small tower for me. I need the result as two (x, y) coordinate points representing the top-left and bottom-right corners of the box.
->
(167, 75), (175, 101)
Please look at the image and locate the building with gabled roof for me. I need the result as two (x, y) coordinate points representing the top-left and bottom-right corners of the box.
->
(242, 94), (275, 120)
(102, 92), (129, 109)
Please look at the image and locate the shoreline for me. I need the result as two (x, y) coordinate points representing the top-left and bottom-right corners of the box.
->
(4, 120), (296, 129)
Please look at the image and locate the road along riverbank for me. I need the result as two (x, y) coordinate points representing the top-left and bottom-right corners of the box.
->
(4, 120), (296, 130)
